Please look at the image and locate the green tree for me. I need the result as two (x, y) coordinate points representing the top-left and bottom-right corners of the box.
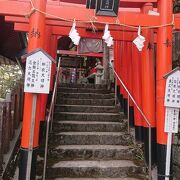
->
(0, 64), (22, 98)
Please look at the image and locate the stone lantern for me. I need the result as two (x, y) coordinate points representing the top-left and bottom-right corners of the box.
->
(95, 61), (104, 84)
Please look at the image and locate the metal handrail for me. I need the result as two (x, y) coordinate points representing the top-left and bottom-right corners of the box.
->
(42, 58), (61, 180)
(109, 62), (152, 180)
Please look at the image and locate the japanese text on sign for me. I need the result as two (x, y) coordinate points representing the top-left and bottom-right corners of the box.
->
(101, 0), (114, 10)
(24, 51), (52, 94)
(165, 107), (179, 133)
(164, 71), (180, 108)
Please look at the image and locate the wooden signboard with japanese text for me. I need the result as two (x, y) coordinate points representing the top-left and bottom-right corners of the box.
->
(24, 50), (52, 94)
(164, 71), (180, 108)
(96, 0), (119, 17)
(164, 69), (180, 133)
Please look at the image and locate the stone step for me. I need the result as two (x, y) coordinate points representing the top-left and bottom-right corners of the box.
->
(46, 178), (140, 180)
(57, 93), (115, 99)
(59, 83), (108, 89)
(45, 160), (144, 178)
(54, 112), (124, 122)
(57, 98), (115, 106)
(50, 132), (132, 146)
(48, 145), (134, 161)
(57, 87), (112, 94)
(37, 83), (146, 180)
(55, 105), (119, 113)
(52, 121), (127, 132)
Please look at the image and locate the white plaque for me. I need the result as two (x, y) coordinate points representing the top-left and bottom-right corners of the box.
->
(164, 107), (179, 133)
(24, 50), (52, 94)
(164, 70), (180, 108)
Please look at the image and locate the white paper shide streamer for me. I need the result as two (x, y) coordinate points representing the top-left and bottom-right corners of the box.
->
(133, 26), (146, 51)
(69, 20), (81, 45)
(102, 24), (114, 47)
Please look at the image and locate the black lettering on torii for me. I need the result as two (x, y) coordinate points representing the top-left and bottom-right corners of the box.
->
(30, 28), (41, 38)
(164, 39), (172, 47)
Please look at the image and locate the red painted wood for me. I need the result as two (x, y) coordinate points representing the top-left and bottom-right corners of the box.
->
(5, 16), (137, 32)
(141, 3), (156, 128)
(0, 1), (161, 27)
(2, 1), (180, 30)
(120, 41), (128, 99)
(156, 0), (173, 145)
(57, 50), (103, 58)
(21, 0), (46, 148)
(13, 22), (136, 41)
(52, 0), (158, 8)
(132, 42), (143, 127)
(126, 42), (133, 106)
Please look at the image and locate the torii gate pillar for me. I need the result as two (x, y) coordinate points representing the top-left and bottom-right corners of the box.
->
(156, 0), (173, 179)
(141, 3), (156, 166)
(132, 43), (143, 142)
(19, 0), (47, 179)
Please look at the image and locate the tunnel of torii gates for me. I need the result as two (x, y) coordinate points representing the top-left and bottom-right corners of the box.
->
(0, 0), (180, 179)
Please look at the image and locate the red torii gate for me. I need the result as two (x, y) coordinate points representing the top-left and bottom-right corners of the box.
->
(0, 0), (178, 179)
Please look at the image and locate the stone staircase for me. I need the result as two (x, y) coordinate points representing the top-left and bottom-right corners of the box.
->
(42, 83), (146, 180)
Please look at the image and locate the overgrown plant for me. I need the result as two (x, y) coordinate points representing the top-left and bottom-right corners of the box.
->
(0, 64), (22, 98)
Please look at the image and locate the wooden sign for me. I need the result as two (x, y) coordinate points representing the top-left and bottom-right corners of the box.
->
(24, 49), (54, 94)
(164, 107), (179, 133)
(60, 56), (84, 68)
(96, 0), (119, 17)
(164, 67), (180, 108)
(163, 67), (180, 179)
(164, 67), (180, 133)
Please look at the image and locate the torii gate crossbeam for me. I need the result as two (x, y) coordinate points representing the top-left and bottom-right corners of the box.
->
(0, 1), (161, 26)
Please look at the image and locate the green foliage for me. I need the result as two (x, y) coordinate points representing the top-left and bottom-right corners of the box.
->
(0, 64), (22, 98)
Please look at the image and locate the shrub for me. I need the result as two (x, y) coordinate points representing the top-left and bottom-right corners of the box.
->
(0, 64), (22, 98)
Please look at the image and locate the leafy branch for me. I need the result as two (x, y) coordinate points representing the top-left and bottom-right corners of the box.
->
(0, 64), (22, 98)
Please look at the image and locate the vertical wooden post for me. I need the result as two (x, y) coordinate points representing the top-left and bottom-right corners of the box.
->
(19, 83), (24, 122)
(156, 0), (173, 179)
(141, 3), (156, 165)
(126, 41), (134, 127)
(19, 0), (46, 179)
(122, 42), (128, 115)
(114, 41), (120, 103)
(14, 92), (19, 129)
(17, 88), (21, 127)
(0, 102), (3, 171)
(132, 44), (144, 141)
(3, 101), (10, 153)
(8, 93), (13, 140)
(118, 41), (124, 108)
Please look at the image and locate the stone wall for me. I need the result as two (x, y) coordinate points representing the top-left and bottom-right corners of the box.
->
(173, 31), (180, 179)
